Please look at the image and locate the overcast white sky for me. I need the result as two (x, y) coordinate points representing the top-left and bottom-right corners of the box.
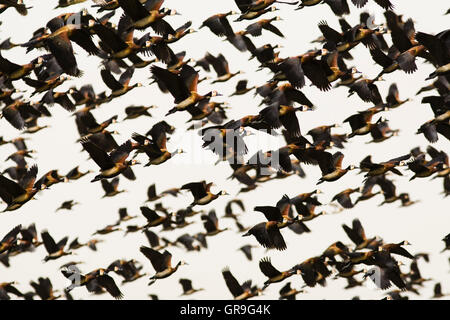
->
(0, 0), (449, 300)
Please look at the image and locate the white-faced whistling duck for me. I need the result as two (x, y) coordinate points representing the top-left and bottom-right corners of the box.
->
(90, 21), (144, 60)
(384, 83), (409, 109)
(204, 52), (242, 83)
(0, 164), (38, 211)
(0, 225), (21, 254)
(91, 0), (121, 12)
(179, 278), (204, 296)
(230, 80), (256, 96)
(259, 257), (296, 289)
(117, 0), (177, 34)
(297, 0), (348, 15)
(307, 124), (340, 148)
(238, 244), (257, 261)
(353, 0), (394, 10)
(433, 283), (449, 298)
(0, 0), (30, 16)
(65, 166), (90, 181)
(292, 256), (332, 287)
(243, 221), (287, 251)
(354, 177), (382, 205)
(140, 246), (187, 285)
(2, 100), (41, 130)
(115, 208), (137, 224)
(68, 237), (87, 250)
(55, 200), (79, 212)
(34, 169), (65, 190)
(41, 89), (75, 112)
(23, 75), (68, 96)
(368, 118), (399, 143)
(131, 132), (183, 166)
(165, 21), (196, 44)
(365, 250), (407, 291)
(0, 281), (23, 300)
(62, 267), (123, 299)
(245, 17), (284, 38)
(101, 177), (125, 197)
(322, 242), (350, 262)
(342, 218), (380, 251)
(28, 23), (97, 77)
(55, 0), (87, 9)
(124, 105), (154, 120)
(140, 206), (173, 228)
(331, 188), (359, 209)
(145, 229), (174, 251)
(224, 199), (245, 220)
(364, 153), (411, 177)
(333, 261), (364, 279)
(176, 234), (201, 252)
(200, 124), (249, 163)
(151, 64), (221, 115)
(201, 210), (228, 236)
(81, 139), (139, 182)
(379, 241), (414, 259)
(93, 224), (122, 236)
(181, 181), (228, 206)
(291, 196), (324, 222)
(146, 183), (162, 202)
(0, 53), (43, 82)
(235, 6), (279, 22)
(313, 151), (356, 184)
(348, 77), (384, 105)
(200, 11), (237, 37)
(279, 282), (302, 300)
(108, 259), (146, 284)
(426, 63), (450, 80)
(100, 67), (142, 99)
(222, 267), (260, 300)
(16, 223), (42, 251)
(255, 196), (298, 228)
(0, 37), (19, 50)
(29, 277), (60, 300)
(259, 103), (313, 138)
(41, 230), (71, 262)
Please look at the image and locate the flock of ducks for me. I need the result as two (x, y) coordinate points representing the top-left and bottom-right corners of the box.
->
(0, 0), (449, 300)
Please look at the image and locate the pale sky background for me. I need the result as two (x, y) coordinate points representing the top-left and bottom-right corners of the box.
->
(0, 0), (449, 300)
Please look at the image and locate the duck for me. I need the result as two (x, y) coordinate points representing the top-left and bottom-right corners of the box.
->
(62, 267), (123, 299)
(204, 52), (242, 83)
(41, 230), (72, 262)
(0, 225), (22, 254)
(222, 267), (261, 300)
(140, 246), (187, 285)
(150, 64), (221, 115)
(55, 200), (79, 212)
(181, 181), (228, 206)
(243, 221), (287, 251)
(364, 153), (412, 177)
(342, 218), (380, 251)
(65, 166), (90, 181)
(101, 177), (125, 197)
(179, 279), (204, 296)
(117, 0), (177, 34)
(100, 67), (142, 99)
(259, 257), (295, 289)
(81, 139), (139, 182)
(313, 151), (357, 184)
(0, 164), (38, 211)
(201, 210), (228, 236)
